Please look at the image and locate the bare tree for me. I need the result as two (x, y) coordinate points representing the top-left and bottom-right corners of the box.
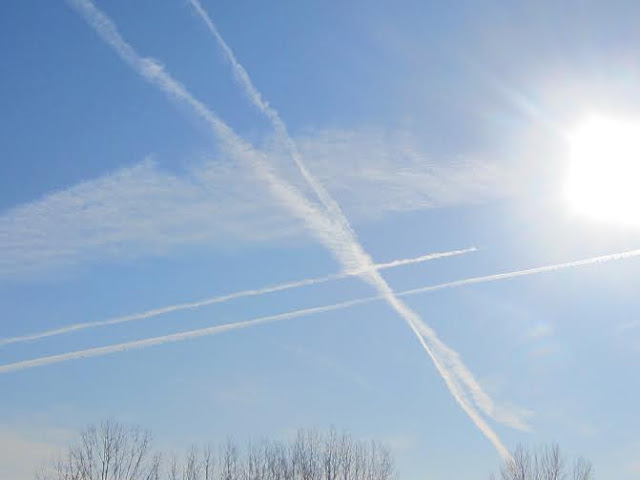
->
(167, 454), (180, 480)
(39, 423), (395, 480)
(243, 441), (266, 480)
(38, 420), (155, 480)
(263, 440), (290, 480)
(337, 432), (354, 480)
(323, 429), (340, 480)
(539, 444), (564, 480)
(572, 457), (593, 480)
(146, 453), (162, 480)
(202, 445), (216, 480)
(501, 444), (531, 480)
(292, 430), (321, 480)
(220, 438), (239, 480)
(497, 443), (593, 480)
(369, 443), (393, 480)
(183, 447), (202, 480)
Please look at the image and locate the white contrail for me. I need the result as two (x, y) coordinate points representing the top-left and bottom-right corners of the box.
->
(67, 0), (362, 272)
(187, 0), (517, 456)
(5, 245), (638, 445)
(187, 0), (355, 239)
(4, 246), (638, 375)
(0, 249), (640, 373)
(0, 296), (373, 374)
(0, 247), (475, 347)
(398, 247), (640, 297)
(68, 0), (512, 457)
(5, 242), (638, 430)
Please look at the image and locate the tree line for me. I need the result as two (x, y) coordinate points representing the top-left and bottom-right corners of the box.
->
(35, 419), (595, 480)
(36, 421), (395, 480)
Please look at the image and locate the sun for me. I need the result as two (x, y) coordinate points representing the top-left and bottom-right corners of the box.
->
(566, 114), (640, 227)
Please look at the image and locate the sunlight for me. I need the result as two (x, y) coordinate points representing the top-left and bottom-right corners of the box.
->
(566, 115), (640, 227)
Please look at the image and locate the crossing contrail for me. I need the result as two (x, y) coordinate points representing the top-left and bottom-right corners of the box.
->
(3, 245), (637, 379)
(0, 247), (475, 347)
(68, 0), (516, 458)
(187, 0), (356, 239)
(186, 0), (518, 456)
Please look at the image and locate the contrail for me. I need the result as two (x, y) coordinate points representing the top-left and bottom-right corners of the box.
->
(4, 244), (637, 372)
(4, 245), (637, 432)
(0, 247), (475, 347)
(0, 296), (373, 374)
(66, 0), (364, 272)
(186, 0), (516, 456)
(187, 0), (355, 239)
(398, 247), (640, 297)
(68, 0), (512, 457)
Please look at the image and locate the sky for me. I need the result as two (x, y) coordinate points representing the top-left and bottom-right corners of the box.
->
(2, 1), (640, 479)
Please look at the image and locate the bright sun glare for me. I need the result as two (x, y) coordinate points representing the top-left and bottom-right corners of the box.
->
(566, 115), (640, 227)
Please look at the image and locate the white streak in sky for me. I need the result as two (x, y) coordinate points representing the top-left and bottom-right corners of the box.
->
(0, 249), (640, 366)
(68, 0), (512, 457)
(65, 0), (359, 273)
(0, 132), (512, 279)
(0, 296), (374, 374)
(4, 247), (638, 420)
(187, 0), (515, 457)
(398, 248), (640, 297)
(0, 247), (475, 346)
(3, 247), (637, 367)
(188, 0), (355, 239)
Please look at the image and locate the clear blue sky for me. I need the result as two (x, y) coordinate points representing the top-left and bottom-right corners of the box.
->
(2, 1), (640, 479)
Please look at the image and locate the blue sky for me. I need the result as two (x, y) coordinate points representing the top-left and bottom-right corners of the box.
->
(2, 1), (640, 479)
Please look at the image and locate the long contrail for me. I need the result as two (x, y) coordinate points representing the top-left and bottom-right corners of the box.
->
(187, 0), (355, 240)
(186, 0), (517, 456)
(68, 0), (513, 457)
(0, 296), (374, 374)
(399, 247), (640, 297)
(0, 247), (475, 347)
(3, 246), (637, 377)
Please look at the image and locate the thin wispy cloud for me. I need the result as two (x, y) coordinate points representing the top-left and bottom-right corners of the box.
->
(0, 247), (475, 347)
(0, 159), (300, 278)
(0, 134), (498, 278)
(295, 128), (513, 218)
(67, 0), (515, 458)
(190, 0), (508, 218)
